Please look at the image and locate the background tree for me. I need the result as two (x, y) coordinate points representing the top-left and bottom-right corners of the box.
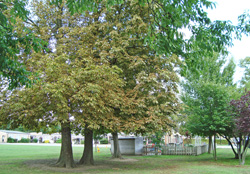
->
(183, 82), (233, 160)
(230, 91), (250, 165)
(181, 53), (236, 159)
(239, 57), (250, 92)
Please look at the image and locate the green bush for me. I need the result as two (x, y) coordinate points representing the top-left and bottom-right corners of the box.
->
(201, 138), (228, 145)
(217, 139), (229, 145)
(7, 137), (17, 143)
(81, 140), (84, 144)
(18, 138), (30, 143)
(33, 138), (38, 143)
(56, 139), (61, 143)
(100, 139), (108, 144)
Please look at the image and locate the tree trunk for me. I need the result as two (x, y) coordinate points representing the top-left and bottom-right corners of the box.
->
(213, 135), (217, 161)
(79, 126), (94, 165)
(55, 121), (75, 168)
(238, 137), (243, 165)
(112, 132), (122, 158)
(208, 136), (212, 154)
(225, 136), (238, 159)
(240, 136), (249, 165)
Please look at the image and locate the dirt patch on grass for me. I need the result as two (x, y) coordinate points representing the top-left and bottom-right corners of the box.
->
(23, 158), (139, 173)
(23, 159), (113, 173)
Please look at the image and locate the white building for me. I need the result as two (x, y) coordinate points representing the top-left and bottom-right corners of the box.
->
(0, 130), (29, 143)
(0, 130), (84, 143)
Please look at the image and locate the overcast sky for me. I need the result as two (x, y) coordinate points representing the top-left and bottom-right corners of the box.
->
(206, 0), (250, 84)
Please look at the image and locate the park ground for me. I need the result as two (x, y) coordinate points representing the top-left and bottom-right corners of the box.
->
(1, 144), (250, 174)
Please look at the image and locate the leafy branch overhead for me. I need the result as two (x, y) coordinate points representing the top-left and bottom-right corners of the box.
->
(2, 0), (250, 89)
(53, 0), (250, 57)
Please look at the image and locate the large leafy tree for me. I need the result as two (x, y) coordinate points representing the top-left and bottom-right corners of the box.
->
(1, 0), (180, 165)
(0, 0), (124, 168)
(181, 53), (236, 159)
(45, 0), (180, 160)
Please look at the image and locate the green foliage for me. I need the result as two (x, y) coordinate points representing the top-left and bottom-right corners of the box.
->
(181, 53), (236, 146)
(81, 140), (84, 144)
(33, 138), (38, 143)
(18, 138), (30, 143)
(2, 0), (250, 89)
(0, 0), (45, 89)
(7, 137), (17, 143)
(151, 132), (165, 147)
(183, 81), (233, 137)
(100, 139), (109, 144)
(56, 139), (61, 143)
(239, 57), (250, 91)
(54, 0), (249, 59)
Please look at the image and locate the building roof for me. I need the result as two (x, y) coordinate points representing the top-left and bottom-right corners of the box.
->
(0, 130), (29, 134)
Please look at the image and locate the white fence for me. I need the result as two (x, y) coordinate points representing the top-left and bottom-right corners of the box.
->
(162, 144), (208, 156)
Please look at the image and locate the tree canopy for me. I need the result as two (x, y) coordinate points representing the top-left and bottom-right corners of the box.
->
(2, 0), (250, 89)
(181, 52), (236, 159)
(0, 0), (46, 88)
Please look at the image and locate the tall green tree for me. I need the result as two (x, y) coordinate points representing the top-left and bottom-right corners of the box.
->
(183, 81), (233, 160)
(181, 53), (236, 160)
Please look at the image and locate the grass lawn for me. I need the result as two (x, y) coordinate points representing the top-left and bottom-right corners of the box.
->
(1, 144), (250, 174)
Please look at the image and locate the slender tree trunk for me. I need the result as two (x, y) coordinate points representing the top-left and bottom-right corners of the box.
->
(112, 132), (122, 158)
(208, 136), (212, 154)
(55, 121), (75, 168)
(79, 126), (94, 165)
(213, 135), (217, 161)
(225, 136), (238, 159)
(238, 137), (242, 165)
(240, 136), (250, 165)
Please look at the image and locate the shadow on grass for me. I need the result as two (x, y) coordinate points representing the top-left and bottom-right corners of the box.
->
(19, 149), (250, 173)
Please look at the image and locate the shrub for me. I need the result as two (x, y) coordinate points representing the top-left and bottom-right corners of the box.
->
(18, 138), (30, 143)
(100, 139), (108, 144)
(56, 139), (61, 143)
(7, 137), (17, 143)
(33, 138), (38, 143)
(201, 138), (228, 145)
(44, 140), (50, 143)
(81, 140), (84, 144)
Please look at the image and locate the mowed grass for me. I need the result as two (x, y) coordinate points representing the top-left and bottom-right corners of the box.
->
(1, 144), (250, 174)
